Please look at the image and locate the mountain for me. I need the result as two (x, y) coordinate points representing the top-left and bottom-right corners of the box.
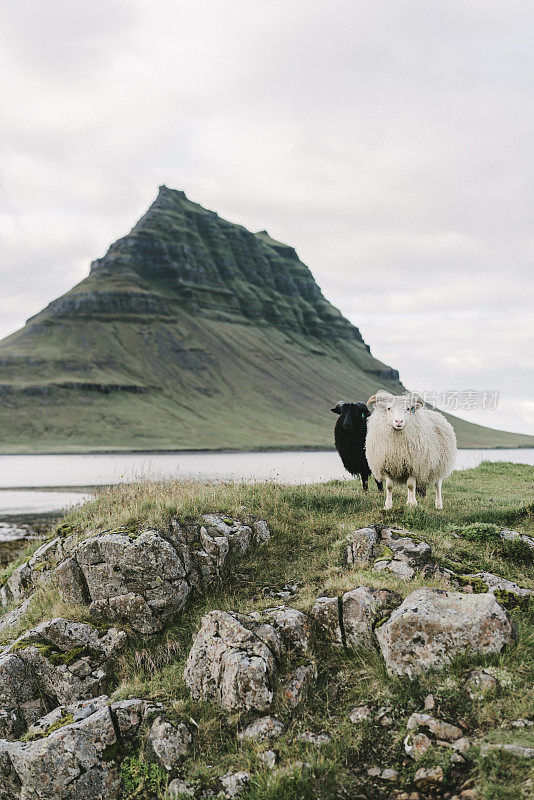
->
(0, 185), (532, 453)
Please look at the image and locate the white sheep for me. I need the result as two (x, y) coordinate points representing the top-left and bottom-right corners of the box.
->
(365, 391), (457, 510)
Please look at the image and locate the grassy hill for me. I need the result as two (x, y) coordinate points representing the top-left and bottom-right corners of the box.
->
(0, 186), (532, 453)
(1, 462), (533, 798)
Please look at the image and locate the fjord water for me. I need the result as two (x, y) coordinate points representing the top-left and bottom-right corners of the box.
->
(0, 448), (533, 517)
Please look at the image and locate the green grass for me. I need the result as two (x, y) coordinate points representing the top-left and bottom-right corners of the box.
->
(2, 461), (533, 799)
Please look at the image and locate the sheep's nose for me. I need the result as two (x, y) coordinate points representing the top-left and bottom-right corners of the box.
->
(395, 419), (403, 425)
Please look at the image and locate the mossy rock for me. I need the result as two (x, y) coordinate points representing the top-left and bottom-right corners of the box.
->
(12, 639), (101, 666)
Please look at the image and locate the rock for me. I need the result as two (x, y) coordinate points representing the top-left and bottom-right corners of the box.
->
(0, 598), (32, 635)
(406, 713), (463, 741)
(424, 694), (435, 711)
(0, 619), (126, 739)
(259, 606), (313, 656)
(238, 716), (284, 741)
(500, 529), (534, 549)
(280, 662), (316, 708)
(377, 707), (393, 727)
(51, 517), (269, 634)
(343, 526), (433, 581)
(381, 768), (398, 781)
(220, 770), (250, 797)
(452, 738), (471, 755)
(310, 596), (342, 646)
(184, 611), (277, 712)
(0, 694), (147, 799)
(68, 532), (191, 634)
(342, 587), (399, 649)
(343, 528), (378, 567)
(311, 586), (399, 650)
(413, 766), (444, 787)
(253, 520), (271, 545)
(111, 698), (146, 738)
(184, 607), (314, 712)
(259, 750), (277, 768)
(466, 669), (499, 699)
(511, 719), (534, 728)
(297, 731), (331, 745)
(480, 743), (534, 758)
(404, 732), (432, 759)
(146, 716), (192, 773)
(375, 588), (512, 676)
(262, 583), (299, 601)
(367, 766), (381, 777)
(349, 705), (371, 724)
(457, 572), (533, 601)
(0, 538), (65, 606)
(168, 778), (195, 797)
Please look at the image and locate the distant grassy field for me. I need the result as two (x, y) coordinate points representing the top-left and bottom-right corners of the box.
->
(3, 461), (533, 799)
(0, 314), (532, 454)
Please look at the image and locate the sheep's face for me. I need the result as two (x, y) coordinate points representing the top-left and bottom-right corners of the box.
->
(331, 401), (370, 430)
(370, 392), (423, 431)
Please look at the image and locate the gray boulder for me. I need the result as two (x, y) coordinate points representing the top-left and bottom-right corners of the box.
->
(0, 538), (66, 606)
(184, 611), (277, 712)
(220, 770), (250, 797)
(55, 518), (270, 634)
(0, 619), (126, 739)
(238, 716), (284, 741)
(342, 587), (399, 649)
(342, 526), (433, 581)
(310, 586), (399, 649)
(376, 588), (512, 676)
(184, 607), (314, 712)
(0, 702), (121, 798)
(310, 596), (343, 646)
(146, 716), (192, 773)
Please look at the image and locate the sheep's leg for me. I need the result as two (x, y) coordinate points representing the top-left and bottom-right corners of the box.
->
(361, 477), (368, 492)
(435, 480), (443, 510)
(406, 477), (417, 507)
(375, 478), (384, 492)
(384, 475), (394, 510)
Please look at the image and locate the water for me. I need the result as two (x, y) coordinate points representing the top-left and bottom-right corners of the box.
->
(0, 449), (532, 516)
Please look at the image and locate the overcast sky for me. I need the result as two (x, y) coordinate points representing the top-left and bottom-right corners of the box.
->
(1, 0), (533, 434)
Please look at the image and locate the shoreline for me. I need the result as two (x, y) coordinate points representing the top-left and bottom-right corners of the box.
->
(0, 443), (533, 457)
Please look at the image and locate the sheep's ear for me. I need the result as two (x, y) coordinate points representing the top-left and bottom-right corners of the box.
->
(413, 394), (424, 409)
(331, 401), (345, 414)
(367, 395), (377, 405)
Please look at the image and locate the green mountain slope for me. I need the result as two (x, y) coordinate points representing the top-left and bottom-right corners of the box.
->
(0, 186), (532, 453)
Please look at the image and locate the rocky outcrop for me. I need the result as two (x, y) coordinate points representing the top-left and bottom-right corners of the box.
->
(310, 586), (399, 649)
(0, 618), (126, 740)
(342, 526), (433, 581)
(0, 694), (148, 799)
(146, 716), (192, 773)
(1, 516), (270, 636)
(184, 607), (313, 712)
(0, 537), (66, 607)
(376, 588), (513, 676)
(238, 716), (285, 742)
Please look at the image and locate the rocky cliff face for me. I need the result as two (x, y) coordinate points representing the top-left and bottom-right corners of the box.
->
(1, 186), (531, 452)
(34, 186), (367, 344)
(0, 187), (405, 452)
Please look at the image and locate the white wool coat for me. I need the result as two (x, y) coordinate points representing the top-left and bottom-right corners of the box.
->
(365, 408), (457, 490)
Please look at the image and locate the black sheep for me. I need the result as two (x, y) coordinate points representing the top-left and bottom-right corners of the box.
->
(331, 401), (383, 491)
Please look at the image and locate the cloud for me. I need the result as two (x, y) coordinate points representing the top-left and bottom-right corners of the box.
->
(0, 0), (532, 433)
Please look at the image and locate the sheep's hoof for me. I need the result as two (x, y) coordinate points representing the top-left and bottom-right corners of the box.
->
(384, 501), (393, 511)
(435, 502), (443, 510)
(406, 499), (417, 507)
